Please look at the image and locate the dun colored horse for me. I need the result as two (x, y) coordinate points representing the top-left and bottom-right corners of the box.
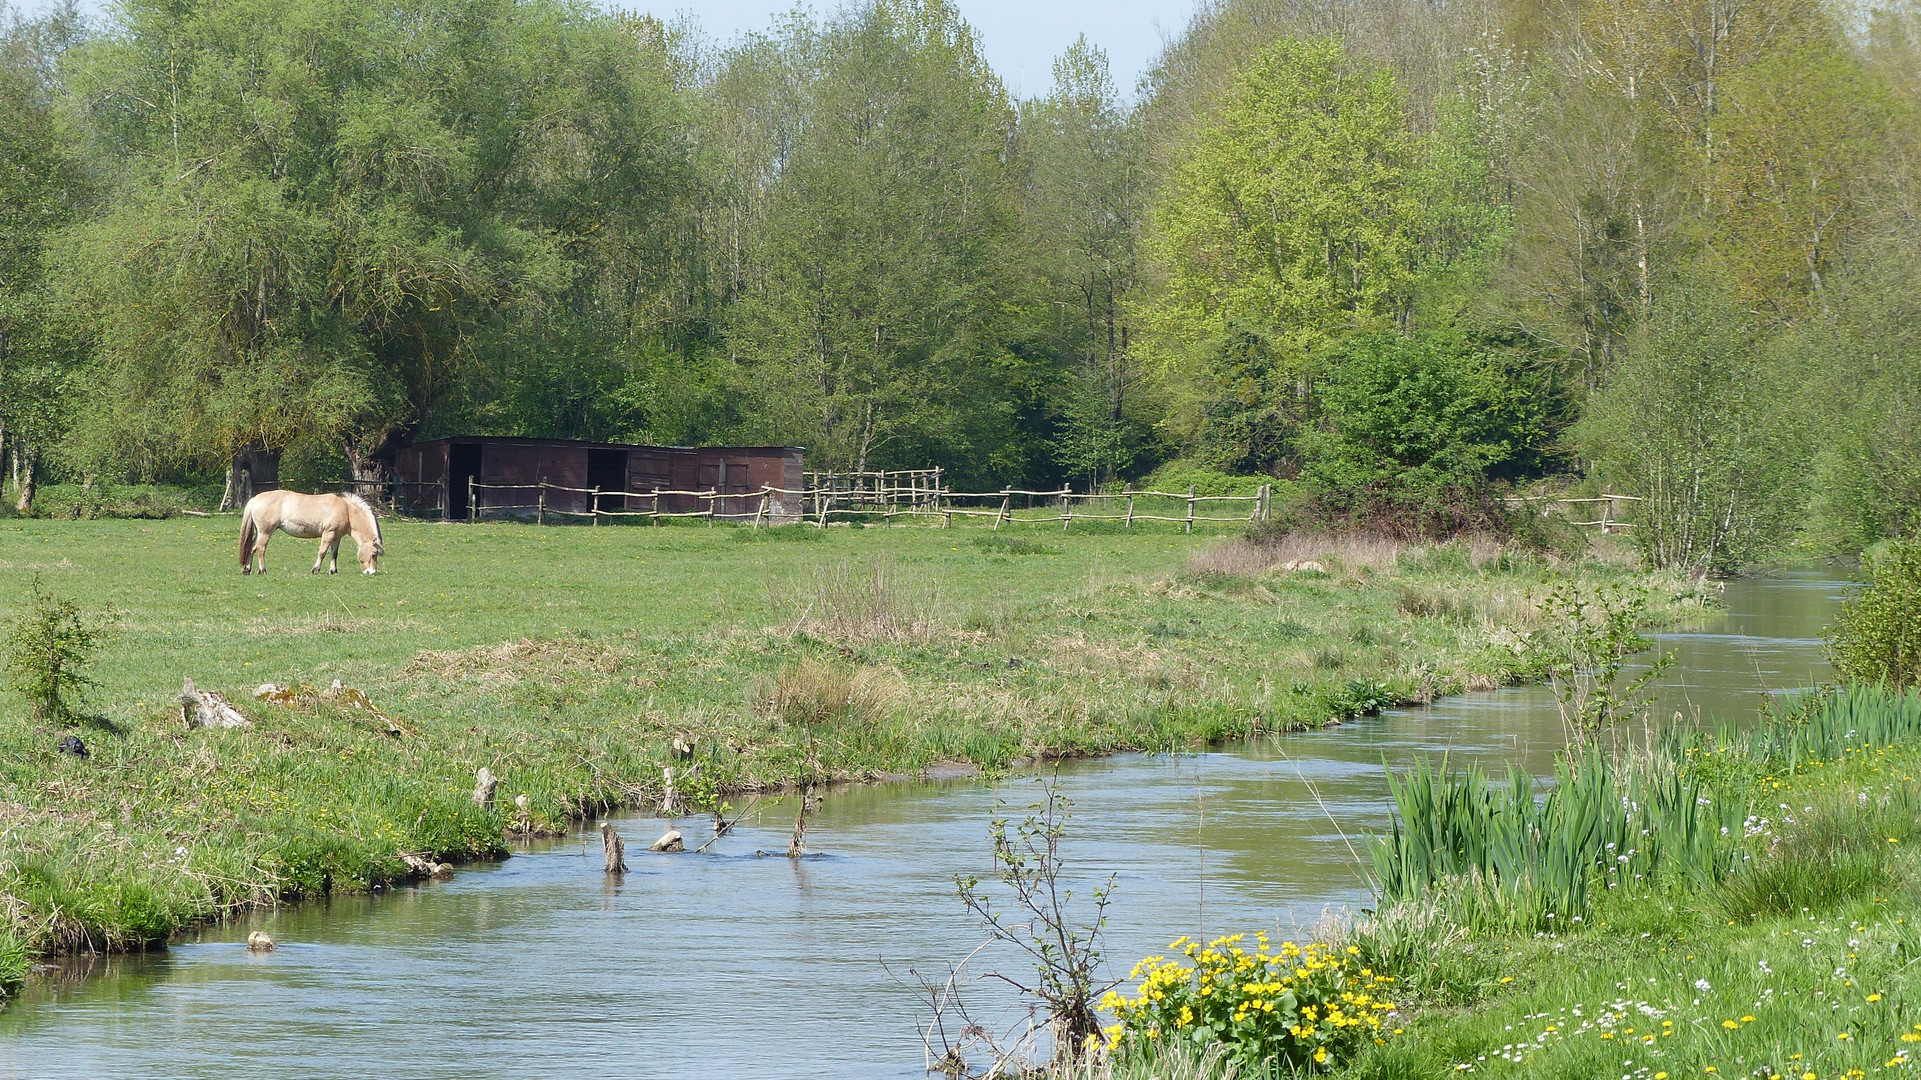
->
(239, 491), (384, 575)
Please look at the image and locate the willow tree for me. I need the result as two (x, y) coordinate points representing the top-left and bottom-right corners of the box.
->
(57, 0), (697, 481)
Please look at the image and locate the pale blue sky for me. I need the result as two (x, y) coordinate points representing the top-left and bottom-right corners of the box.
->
(13, 0), (1201, 99)
(643, 1), (1199, 96)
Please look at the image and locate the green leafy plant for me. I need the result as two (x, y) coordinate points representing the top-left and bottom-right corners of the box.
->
(1827, 539), (1921, 688)
(1540, 583), (1672, 748)
(4, 579), (114, 725)
(956, 779), (1117, 1066)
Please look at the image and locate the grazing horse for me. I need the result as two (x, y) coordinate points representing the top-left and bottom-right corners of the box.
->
(239, 491), (384, 575)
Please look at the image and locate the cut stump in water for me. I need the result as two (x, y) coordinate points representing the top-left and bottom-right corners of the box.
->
(650, 829), (683, 853)
(601, 822), (628, 872)
(246, 931), (275, 952)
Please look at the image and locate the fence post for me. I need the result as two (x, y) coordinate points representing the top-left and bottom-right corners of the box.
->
(1185, 485), (1195, 534)
(755, 487), (770, 528)
(1061, 484), (1072, 531)
(468, 475), (476, 522)
(1125, 487), (1134, 529)
(439, 478), (447, 522)
(994, 488), (1010, 530)
(932, 466), (943, 513)
(708, 488), (718, 525)
(537, 483), (546, 526)
(592, 486), (600, 525)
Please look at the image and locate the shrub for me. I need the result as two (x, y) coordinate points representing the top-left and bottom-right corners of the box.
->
(4, 580), (113, 724)
(1102, 933), (1398, 1071)
(1827, 539), (1921, 688)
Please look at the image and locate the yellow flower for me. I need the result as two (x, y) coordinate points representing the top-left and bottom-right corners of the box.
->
(1723, 1020), (1739, 1030)
(1741, 1015), (1756, 1023)
(1315, 1048), (1328, 1064)
(1868, 994), (1882, 1002)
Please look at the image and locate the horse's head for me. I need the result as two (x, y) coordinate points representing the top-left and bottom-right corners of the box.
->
(345, 494), (383, 574)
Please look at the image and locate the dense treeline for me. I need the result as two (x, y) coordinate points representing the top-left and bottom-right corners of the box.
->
(1, 0), (1918, 567)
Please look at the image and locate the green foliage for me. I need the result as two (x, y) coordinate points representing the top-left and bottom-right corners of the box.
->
(0, 928), (26, 990)
(1299, 331), (1564, 534)
(1369, 748), (1741, 934)
(1140, 460), (1274, 499)
(1577, 286), (1810, 574)
(1539, 583), (1672, 748)
(1826, 539), (1921, 689)
(3, 580), (111, 724)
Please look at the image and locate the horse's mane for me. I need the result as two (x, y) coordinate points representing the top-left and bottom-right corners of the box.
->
(342, 492), (382, 549)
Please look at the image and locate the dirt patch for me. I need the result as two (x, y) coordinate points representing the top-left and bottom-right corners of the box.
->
(398, 638), (624, 689)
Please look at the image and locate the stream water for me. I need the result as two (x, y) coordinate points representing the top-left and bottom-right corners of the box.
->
(0, 569), (1852, 1079)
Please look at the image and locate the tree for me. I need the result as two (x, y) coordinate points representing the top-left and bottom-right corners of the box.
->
(1019, 37), (1154, 487)
(1576, 286), (1808, 572)
(55, 0), (698, 481)
(721, 0), (1037, 482)
(1299, 331), (1564, 534)
(0, 3), (90, 511)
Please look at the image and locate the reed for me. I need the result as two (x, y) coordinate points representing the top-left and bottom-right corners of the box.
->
(1369, 684), (1921, 936)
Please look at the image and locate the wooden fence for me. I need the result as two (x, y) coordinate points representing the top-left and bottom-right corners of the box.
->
(1506, 493), (1643, 529)
(409, 477), (1277, 531)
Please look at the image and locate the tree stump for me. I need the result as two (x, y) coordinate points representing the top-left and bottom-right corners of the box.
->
(650, 829), (684, 853)
(472, 767), (497, 808)
(180, 677), (252, 729)
(600, 822), (628, 873)
(246, 931), (275, 952)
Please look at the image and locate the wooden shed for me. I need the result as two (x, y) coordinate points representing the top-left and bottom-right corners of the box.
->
(383, 438), (805, 523)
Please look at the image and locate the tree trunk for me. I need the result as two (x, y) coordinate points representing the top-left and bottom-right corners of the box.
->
(218, 462), (238, 512)
(14, 448), (36, 514)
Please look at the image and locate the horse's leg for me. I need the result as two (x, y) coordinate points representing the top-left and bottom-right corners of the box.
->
(328, 533), (342, 575)
(312, 531), (333, 574)
(253, 529), (271, 574)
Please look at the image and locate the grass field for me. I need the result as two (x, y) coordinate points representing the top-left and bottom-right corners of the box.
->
(0, 514), (1703, 968)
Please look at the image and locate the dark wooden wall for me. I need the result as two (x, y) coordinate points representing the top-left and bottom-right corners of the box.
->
(385, 440), (804, 522)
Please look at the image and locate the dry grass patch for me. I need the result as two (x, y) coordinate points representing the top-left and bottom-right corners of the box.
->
(769, 557), (942, 644)
(756, 656), (899, 727)
(1188, 531), (1409, 579)
(397, 637), (624, 689)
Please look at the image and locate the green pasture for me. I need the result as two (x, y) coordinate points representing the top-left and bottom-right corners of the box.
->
(0, 514), (1693, 965)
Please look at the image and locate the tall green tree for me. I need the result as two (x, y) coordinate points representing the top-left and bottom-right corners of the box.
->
(0, 2), (89, 510)
(722, 0), (1036, 481)
(56, 0), (698, 480)
(1019, 37), (1154, 487)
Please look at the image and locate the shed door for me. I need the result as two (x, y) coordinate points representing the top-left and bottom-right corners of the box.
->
(587, 449), (626, 511)
(449, 442), (482, 519)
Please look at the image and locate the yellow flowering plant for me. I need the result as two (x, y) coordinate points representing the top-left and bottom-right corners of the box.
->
(1100, 932), (1398, 1071)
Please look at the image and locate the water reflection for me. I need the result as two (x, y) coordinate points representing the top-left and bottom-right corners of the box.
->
(0, 570), (1851, 1079)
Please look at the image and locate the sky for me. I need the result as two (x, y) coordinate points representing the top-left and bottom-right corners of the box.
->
(14, 0), (1203, 100)
(641, 0), (1200, 97)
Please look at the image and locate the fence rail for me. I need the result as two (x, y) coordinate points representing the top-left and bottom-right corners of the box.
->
(364, 477), (1280, 532)
(1505, 492), (1643, 530)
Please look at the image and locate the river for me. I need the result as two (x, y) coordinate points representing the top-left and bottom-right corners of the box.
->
(0, 568), (1851, 1079)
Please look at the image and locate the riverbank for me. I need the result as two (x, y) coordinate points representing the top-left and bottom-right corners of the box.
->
(0, 517), (1708, 972)
(1344, 698), (1921, 1080)
(1092, 683), (1921, 1080)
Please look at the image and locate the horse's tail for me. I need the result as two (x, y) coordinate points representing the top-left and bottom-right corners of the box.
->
(238, 504), (257, 569)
